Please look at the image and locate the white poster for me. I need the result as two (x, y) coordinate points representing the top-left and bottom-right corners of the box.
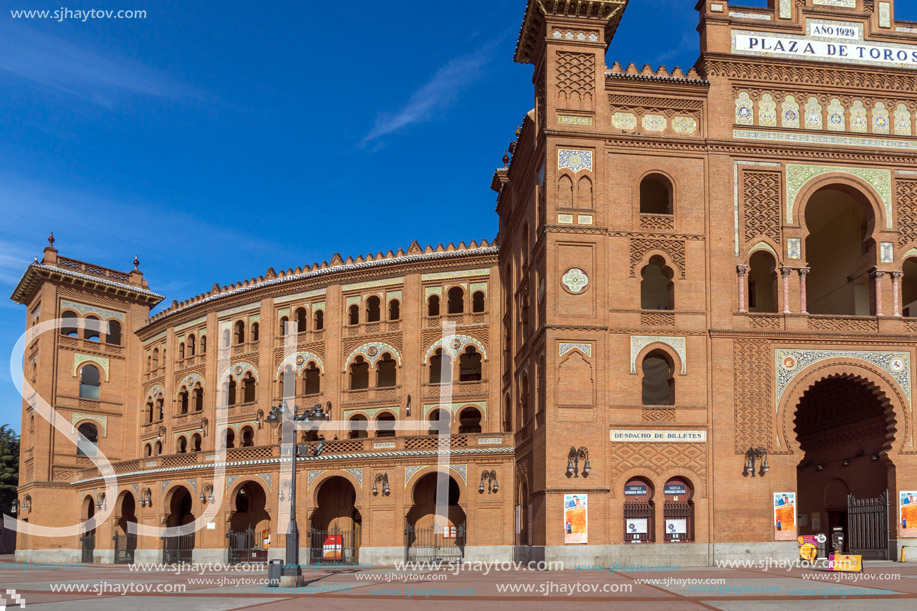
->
(666, 519), (687, 535)
(626, 518), (648, 534)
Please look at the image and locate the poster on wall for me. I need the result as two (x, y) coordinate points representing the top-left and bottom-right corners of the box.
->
(626, 519), (648, 535)
(563, 494), (587, 544)
(900, 491), (917, 537)
(666, 519), (687, 536)
(774, 492), (797, 541)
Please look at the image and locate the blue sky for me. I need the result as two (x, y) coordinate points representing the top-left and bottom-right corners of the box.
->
(3, 0), (916, 432)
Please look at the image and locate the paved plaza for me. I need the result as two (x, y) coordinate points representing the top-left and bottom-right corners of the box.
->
(0, 556), (915, 610)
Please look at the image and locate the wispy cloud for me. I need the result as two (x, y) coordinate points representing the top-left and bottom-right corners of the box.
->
(653, 31), (698, 66)
(0, 25), (191, 104)
(362, 41), (499, 146)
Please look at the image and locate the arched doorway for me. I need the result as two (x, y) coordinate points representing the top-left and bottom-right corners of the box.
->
(80, 495), (96, 563)
(114, 492), (137, 564)
(163, 486), (195, 562)
(308, 476), (361, 564)
(227, 482), (270, 563)
(793, 374), (896, 558)
(405, 472), (466, 562)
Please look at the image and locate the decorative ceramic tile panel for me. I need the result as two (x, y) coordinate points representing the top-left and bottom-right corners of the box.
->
(874, 102), (891, 134)
(223, 361), (259, 382)
(276, 351), (325, 375)
(781, 96), (800, 129)
(775, 349), (911, 408)
(612, 112), (637, 130)
(558, 214), (574, 224)
(346, 342), (402, 367)
(562, 268), (589, 293)
(641, 114), (667, 132)
(779, 0), (791, 19)
(827, 99), (845, 131)
(60, 300), (125, 322)
(71, 412), (107, 436)
(145, 384), (164, 400)
(558, 149), (593, 173)
(424, 335), (487, 362)
(736, 92), (754, 125)
(851, 101), (868, 132)
(881, 242), (895, 263)
(805, 97), (823, 130)
(404, 465), (424, 485)
(178, 373), (204, 390)
(451, 464), (467, 485)
(895, 104), (912, 136)
(308, 470), (326, 489)
(879, 2), (892, 29)
(577, 215), (593, 225)
(787, 238), (801, 260)
(785, 164), (892, 227)
(344, 468), (363, 487)
(558, 114), (593, 126)
(759, 94), (777, 127)
(421, 269), (490, 281)
(630, 336), (687, 374)
(559, 343), (592, 357)
(673, 116), (698, 134)
(812, 0), (856, 7)
(73, 353), (109, 381)
(734, 129), (917, 152)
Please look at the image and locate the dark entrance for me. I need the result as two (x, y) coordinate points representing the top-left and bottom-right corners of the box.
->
(308, 476), (361, 565)
(404, 473), (466, 562)
(80, 495), (95, 563)
(114, 533), (137, 564)
(794, 374), (895, 560)
(114, 492), (138, 564)
(163, 486), (195, 563)
(227, 482), (270, 564)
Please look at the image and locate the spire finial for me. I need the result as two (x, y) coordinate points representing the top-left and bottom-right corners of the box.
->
(133, 255), (140, 271)
(48, 232), (54, 246)
(502, 151), (509, 167)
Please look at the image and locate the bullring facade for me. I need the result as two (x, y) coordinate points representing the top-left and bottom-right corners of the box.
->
(12, 0), (917, 566)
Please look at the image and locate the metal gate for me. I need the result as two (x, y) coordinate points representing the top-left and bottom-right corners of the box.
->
(307, 527), (359, 565)
(80, 532), (95, 564)
(663, 502), (694, 542)
(227, 528), (267, 564)
(623, 502), (654, 543)
(114, 533), (137, 564)
(848, 491), (889, 560)
(162, 533), (194, 563)
(404, 523), (465, 563)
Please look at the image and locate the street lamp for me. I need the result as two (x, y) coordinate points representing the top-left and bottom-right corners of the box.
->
(479, 470), (498, 494)
(372, 473), (390, 496)
(265, 401), (331, 585)
(743, 447), (769, 477)
(566, 447), (590, 478)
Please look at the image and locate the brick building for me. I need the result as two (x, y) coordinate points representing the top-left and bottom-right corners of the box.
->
(11, 0), (917, 566)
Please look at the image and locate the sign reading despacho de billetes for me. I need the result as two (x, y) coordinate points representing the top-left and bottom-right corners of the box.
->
(733, 30), (917, 69)
(610, 430), (707, 443)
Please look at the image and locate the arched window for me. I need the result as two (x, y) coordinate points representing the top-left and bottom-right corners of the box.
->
(314, 310), (324, 330)
(642, 350), (675, 406)
(187, 334), (195, 356)
(279, 316), (289, 336)
(144, 401), (153, 424)
(366, 296), (381, 322)
(348, 304), (360, 326)
(458, 407), (482, 434)
(222, 329), (231, 347)
(903, 258), (917, 316)
(640, 174), (673, 214)
(155, 395), (164, 421)
(152, 348), (160, 370)
(389, 299), (400, 321)
(179, 343), (185, 360)
(84, 315), (101, 341)
(191, 433), (202, 452)
(447, 287), (464, 314)
(29, 414), (35, 434)
(278, 365), (295, 397)
(223, 428), (235, 449)
(177, 436), (187, 454)
(348, 415), (368, 439)
(459, 346), (482, 382)
(242, 373), (256, 403)
(295, 308), (308, 333)
(106, 320), (122, 345)
(154, 440), (162, 455)
(427, 409), (451, 435)
(179, 388), (189, 414)
(350, 356), (369, 390)
(200, 335), (207, 354)
(79, 364), (101, 400)
(375, 412), (396, 438)
(472, 291), (485, 313)
(427, 295), (440, 317)
(234, 321), (245, 344)
(147, 353), (152, 372)
(517, 374), (529, 425)
(304, 363), (321, 395)
(748, 250), (778, 313)
(641, 256), (675, 310)
(61, 311), (79, 337)
(192, 385), (203, 411)
(76, 423), (98, 456)
(240, 426), (254, 447)
(503, 393), (512, 433)
(376, 353), (397, 387)
(251, 322), (260, 342)
(144, 443), (152, 457)
(227, 376), (237, 406)
(804, 186), (874, 315)
(429, 348), (452, 384)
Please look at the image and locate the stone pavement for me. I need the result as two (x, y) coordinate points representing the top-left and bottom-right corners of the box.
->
(0, 557), (915, 610)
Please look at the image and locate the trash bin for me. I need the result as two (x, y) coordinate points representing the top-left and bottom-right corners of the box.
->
(267, 559), (282, 587)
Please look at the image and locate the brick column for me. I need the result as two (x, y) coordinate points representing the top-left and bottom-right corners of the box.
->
(737, 265), (749, 313)
(872, 270), (885, 317)
(781, 267), (793, 314)
(798, 267), (810, 315)
(892, 271), (903, 317)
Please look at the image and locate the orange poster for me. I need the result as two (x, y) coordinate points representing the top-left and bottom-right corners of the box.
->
(774, 492), (797, 541)
(900, 491), (917, 537)
(564, 494), (587, 544)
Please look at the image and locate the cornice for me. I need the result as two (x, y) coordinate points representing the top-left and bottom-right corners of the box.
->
(710, 328), (917, 343)
(514, 0), (629, 64)
(10, 263), (164, 306)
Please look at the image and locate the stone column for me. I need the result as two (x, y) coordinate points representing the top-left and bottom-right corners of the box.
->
(781, 267), (793, 314)
(892, 271), (903, 317)
(737, 265), (749, 313)
(872, 270), (885, 317)
(798, 267), (810, 315)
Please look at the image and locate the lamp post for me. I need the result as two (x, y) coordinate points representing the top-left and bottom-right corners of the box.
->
(566, 447), (590, 478)
(265, 401), (331, 585)
(743, 447), (769, 477)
